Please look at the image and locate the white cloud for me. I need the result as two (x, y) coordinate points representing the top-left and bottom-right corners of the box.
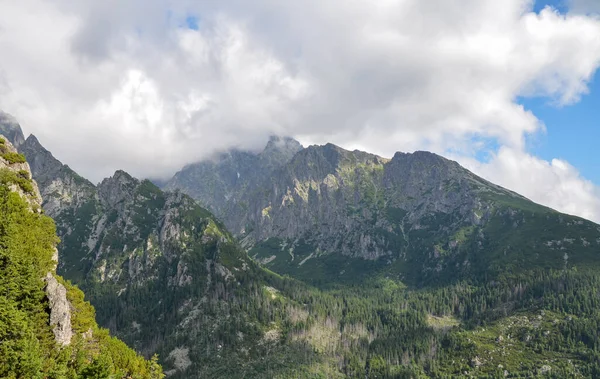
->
(0, 0), (599, 222)
(458, 148), (600, 223)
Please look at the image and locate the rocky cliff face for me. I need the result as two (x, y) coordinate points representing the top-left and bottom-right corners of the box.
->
(20, 134), (98, 218)
(18, 134), (103, 280)
(236, 143), (394, 256)
(0, 111), (25, 149)
(248, 144), (600, 285)
(44, 272), (73, 346)
(165, 135), (303, 218)
(241, 146), (517, 250)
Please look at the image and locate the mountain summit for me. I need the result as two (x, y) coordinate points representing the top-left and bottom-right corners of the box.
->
(0, 111), (25, 148)
(164, 135), (303, 217)
(166, 141), (600, 286)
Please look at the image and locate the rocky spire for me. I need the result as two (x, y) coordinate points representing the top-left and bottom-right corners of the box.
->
(0, 111), (26, 149)
(98, 169), (140, 208)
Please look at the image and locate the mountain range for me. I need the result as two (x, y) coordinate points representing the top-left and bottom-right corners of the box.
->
(3, 110), (600, 378)
(165, 131), (599, 288)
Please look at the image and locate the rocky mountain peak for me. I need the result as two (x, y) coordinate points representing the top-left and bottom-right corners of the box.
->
(0, 111), (26, 149)
(165, 136), (305, 217)
(98, 170), (140, 208)
(390, 150), (458, 168)
(256, 136), (304, 174)
(21, 135), (63, 180)
(385, 150), (463, 183)
(19, 134), (98, 219)
(23, 133), (43, 148)
(285, 143), (385, 182)
(262, 135), (303, 156)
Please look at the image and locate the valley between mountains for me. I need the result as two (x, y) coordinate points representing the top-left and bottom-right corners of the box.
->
(3, 111), (600, 378)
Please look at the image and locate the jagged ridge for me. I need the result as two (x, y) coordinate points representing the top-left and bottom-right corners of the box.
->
(164, 139), (600, 287)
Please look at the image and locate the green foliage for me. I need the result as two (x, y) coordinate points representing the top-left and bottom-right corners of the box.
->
(254, 268), (600, 378)
(0, 168), (34, 193)
(0, 168), (163, 378)
(2, 152), (27, 164)
(54, 199), (99, 282)
(17, 169), (30, 180)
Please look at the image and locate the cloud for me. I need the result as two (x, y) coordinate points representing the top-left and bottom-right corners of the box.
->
(458, 148), (600, 223)
(0, 0), (599, 222)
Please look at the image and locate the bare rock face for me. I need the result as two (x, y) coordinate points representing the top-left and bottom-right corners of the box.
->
(19, 135), (103, 277)
(167, 142), (505, 262)
(44, 273), (73, 346)
(165, 135), (303, 218)
(0, 111), (25, 149)
(98, 170), (139, 209)
(20, 134), (99, 219)
(162, 140), (600, 288)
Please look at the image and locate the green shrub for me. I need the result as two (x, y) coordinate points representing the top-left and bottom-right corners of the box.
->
(0, 169), (34, 194)
(17, 178), (34, 194)
(17, 170), (30, 180)
(2, 152), (27, 164)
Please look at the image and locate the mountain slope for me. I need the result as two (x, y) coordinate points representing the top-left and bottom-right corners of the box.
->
(170, 142), (599, 287)
(19, 134), (103, 282)
(0, 134), (162, 378)
(7, 114), (600, 378)
(14, 132), (321, 377)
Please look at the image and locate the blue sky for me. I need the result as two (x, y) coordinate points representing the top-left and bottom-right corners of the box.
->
(523, 74), (600, 183)
(523, 0), (600, 184)
(533, 0), (569, 13)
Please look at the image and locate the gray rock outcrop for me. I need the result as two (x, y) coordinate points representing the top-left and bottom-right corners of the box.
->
(44, 273), (73, 346)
